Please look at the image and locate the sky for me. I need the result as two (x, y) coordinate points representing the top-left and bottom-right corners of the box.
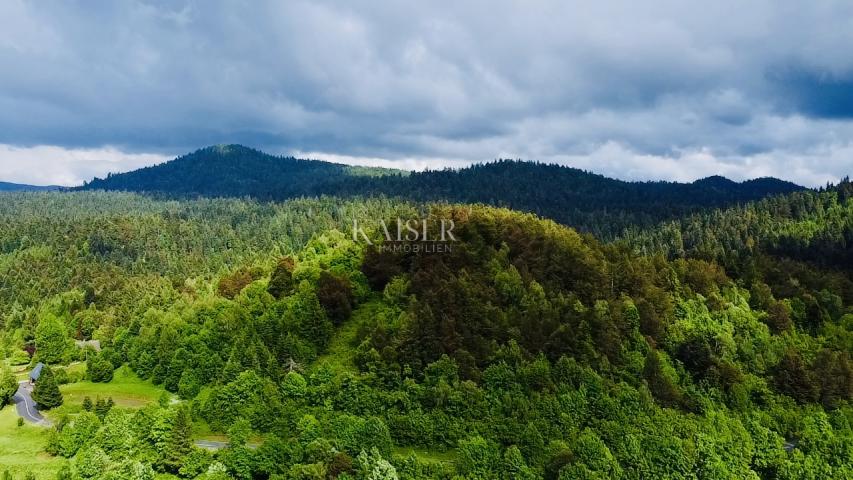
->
(1, 0), (852, 187)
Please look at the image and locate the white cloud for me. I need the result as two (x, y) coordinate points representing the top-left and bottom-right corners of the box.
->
(0, 144), (170, 186)
(0, 0), (851, 185)
(298, 141), (848, 187)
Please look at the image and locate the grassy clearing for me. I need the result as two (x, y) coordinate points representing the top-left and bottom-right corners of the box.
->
(7, 360), (86, 382)
(62, 362), (86, 377)
(316, 298), (386, 373)
(191, 419), (229, 443)
(0, 406), (65, 479)
(55, 365), (171, 415)
(393, 446), (457, 464)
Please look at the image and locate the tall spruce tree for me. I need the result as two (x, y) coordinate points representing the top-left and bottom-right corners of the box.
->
(162, 406), (194, 472)
(32, 367), (63, 410)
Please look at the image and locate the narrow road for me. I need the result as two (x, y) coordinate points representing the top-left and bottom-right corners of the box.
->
(193, 440), (260, 450)
(12, 381), (52, 427)
(194, 440), (229, 450)
(13, 376), (251, 450)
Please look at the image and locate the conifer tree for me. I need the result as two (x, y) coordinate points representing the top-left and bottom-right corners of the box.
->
(162, 406), (193, 472)
(32, 366), (63, 410)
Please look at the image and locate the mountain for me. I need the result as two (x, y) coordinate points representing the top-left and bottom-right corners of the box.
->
(0, 181), (60, 192)
(1, 190), (850, 476)
(79, 144), (805, 237)
(79, 144), (401, 199)
(624, 178), (853, 303)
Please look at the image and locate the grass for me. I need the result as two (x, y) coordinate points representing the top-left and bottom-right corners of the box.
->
(0, 363), (171, 476)
(393, 446), (457, 464)
(62, 362), (86, 377)
(7, 360), (85, 382)
(0, 406), (65, 479)
(191, 419), (229, 443)
(54, 365), (171, 416)
(191, 418), (264, 446)
(316, 298), (386, 373)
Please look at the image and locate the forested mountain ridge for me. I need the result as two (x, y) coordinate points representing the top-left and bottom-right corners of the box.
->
(623, 179), (853, 304)
(78, 145), (402, 200)
(0, 181), (60, 192)
(0, 189), (850, 478)
(78, 144), (805, 238)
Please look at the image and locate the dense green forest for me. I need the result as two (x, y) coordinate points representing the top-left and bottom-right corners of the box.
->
(79, 145), (804, 238)
(0, 179), (850, 478)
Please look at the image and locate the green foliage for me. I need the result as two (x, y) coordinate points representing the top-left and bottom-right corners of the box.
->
(34, 313), (69, 364)
(52, 411), (101, 457)
(316, 271), (355, 326)
(268, 256), (296, 299)
(0, 366), (17, 407)
(93, 396), (114, 420)
(643, 350), (684, 408)
(0, 186), (850, 478)
(86, 353), (115, 382)
(79, 144), (803, 239)
(355, 447), (397, 480)
(161, 406), (193, 472)
(456, 436), (501, 478)
(32, 366), (63, 410)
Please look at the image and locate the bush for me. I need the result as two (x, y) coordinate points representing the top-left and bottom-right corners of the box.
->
(87, 354), (115, 383)
(6, 349), (31, 366)
(53, 367), (70, 385)
(0, 366), (18, 407)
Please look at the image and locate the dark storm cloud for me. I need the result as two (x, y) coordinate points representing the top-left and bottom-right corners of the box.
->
(770, 66), (853, 119)
(0, 0), (852, 186)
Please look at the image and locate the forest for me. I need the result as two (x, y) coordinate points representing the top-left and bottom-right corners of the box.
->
(79, 145), (804, 238)
(0, 174), (850, 478)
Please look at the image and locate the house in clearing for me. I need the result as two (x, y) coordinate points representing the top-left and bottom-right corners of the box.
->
(29, 362), (44, 385)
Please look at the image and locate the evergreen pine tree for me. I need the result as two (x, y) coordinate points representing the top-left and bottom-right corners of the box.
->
(94, 397), (107, 419)
(220, 349), (243, 384)
(32, 366), (63, 410)
(162, 406), (194, 472)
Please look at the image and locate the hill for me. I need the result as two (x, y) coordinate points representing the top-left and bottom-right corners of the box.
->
(79, 144), (402, 199)
(0, 181), (60, 192)
(0, 191), (849, 477)
(78, 144), (804, 237)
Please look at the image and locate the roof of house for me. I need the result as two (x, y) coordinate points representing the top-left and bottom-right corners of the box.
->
(74, 339), (102, 352)
(30, 362), (44, 381)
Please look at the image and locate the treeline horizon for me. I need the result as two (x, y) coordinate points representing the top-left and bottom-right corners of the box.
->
(76, 144), (809, 239)
(0, 177), (850, 478)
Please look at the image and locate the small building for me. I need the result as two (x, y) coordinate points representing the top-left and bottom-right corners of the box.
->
(29, 362), (44, 385)
(75, 339), (102, 352)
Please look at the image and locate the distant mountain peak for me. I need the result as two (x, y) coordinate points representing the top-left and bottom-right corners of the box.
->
(0, 181), (61, 192)
(77, 145), (806, 238)
(693, 175), (738, 187)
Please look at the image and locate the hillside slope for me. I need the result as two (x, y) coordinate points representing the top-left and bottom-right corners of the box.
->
(1, 194), (849, 477)
(79, 144), (804, 237)
(0, 181), (60, 192)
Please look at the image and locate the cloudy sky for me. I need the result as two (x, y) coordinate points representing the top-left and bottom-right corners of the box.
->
(1, 0), (852, 186)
